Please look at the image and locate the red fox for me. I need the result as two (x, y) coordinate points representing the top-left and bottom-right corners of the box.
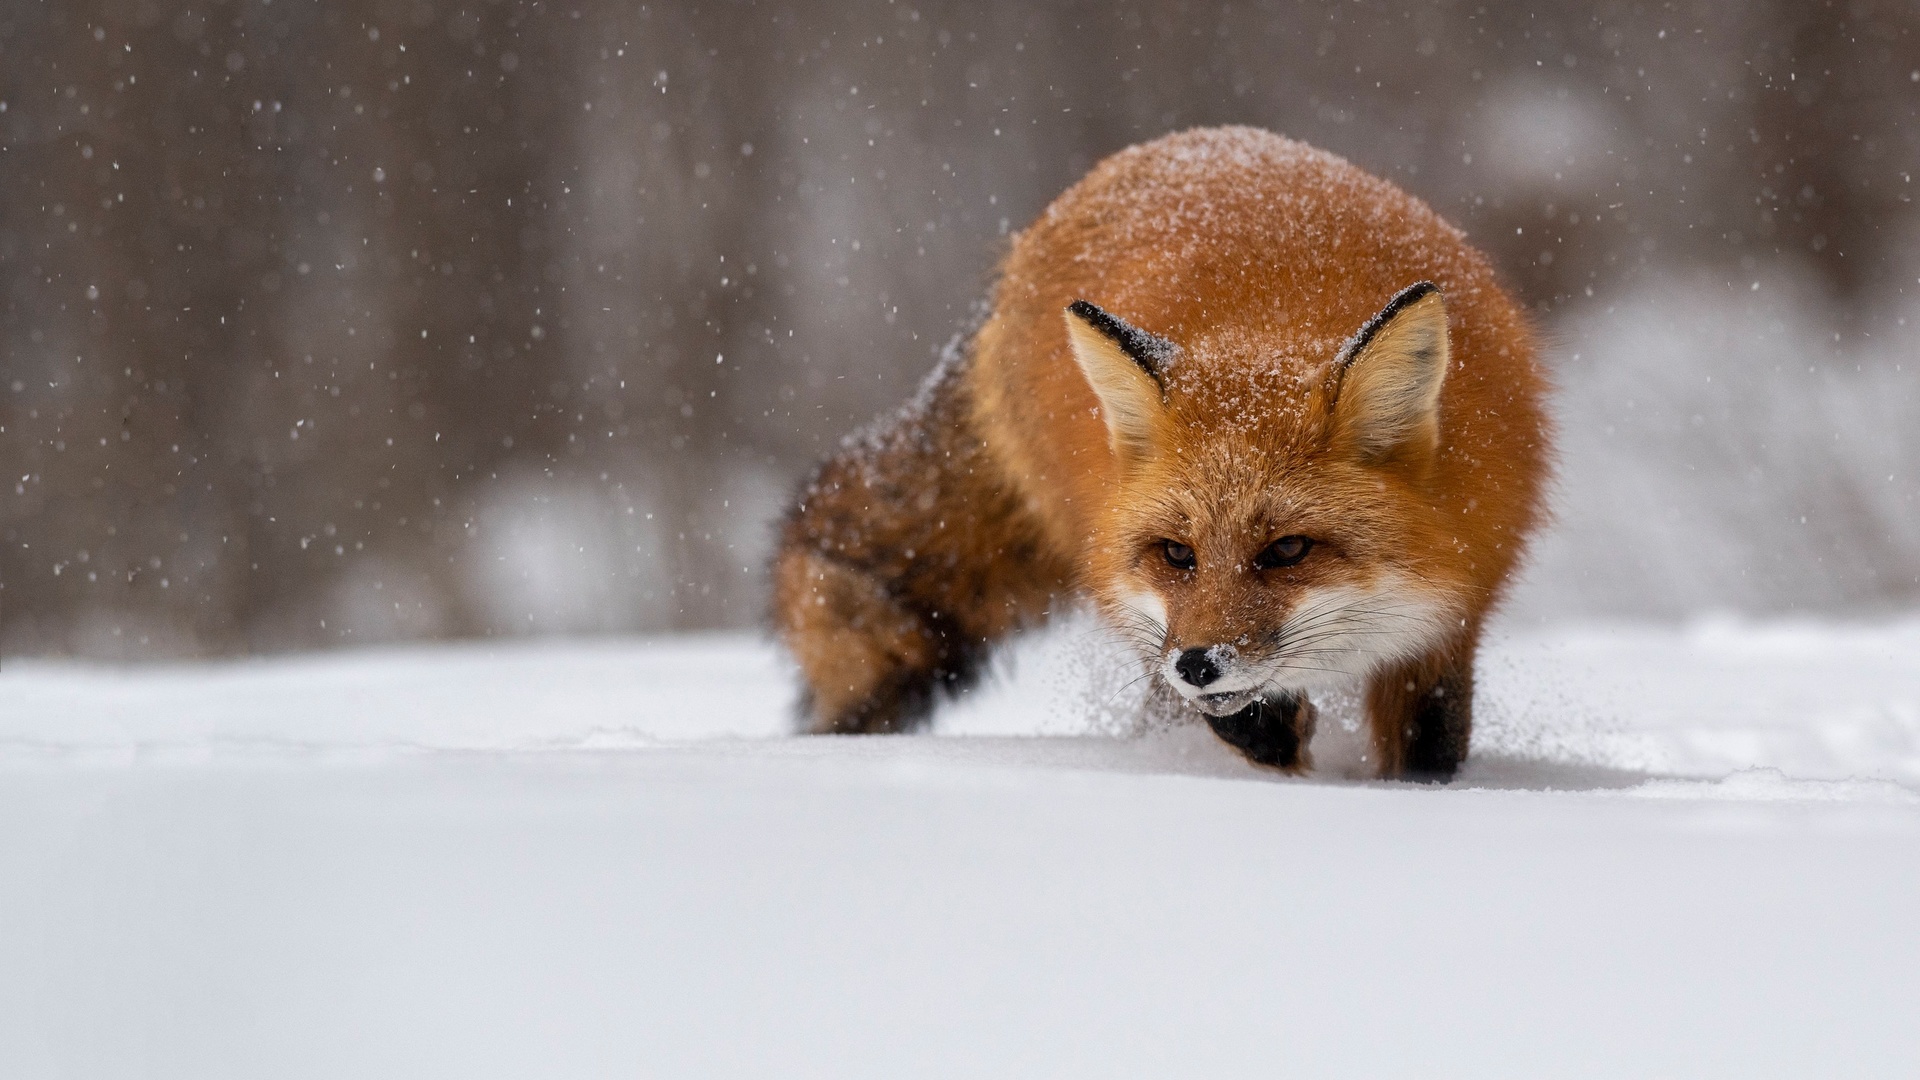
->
(772, 126), (1550, 779)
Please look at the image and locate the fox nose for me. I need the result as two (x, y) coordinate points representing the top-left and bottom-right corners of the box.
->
(1174, 647), (1228, 688)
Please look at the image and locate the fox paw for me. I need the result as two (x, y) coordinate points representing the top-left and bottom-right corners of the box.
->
(1205, 693), (1316, 773)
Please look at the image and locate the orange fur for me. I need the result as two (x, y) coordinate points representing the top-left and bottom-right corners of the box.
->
(773, 127), (1551, 778)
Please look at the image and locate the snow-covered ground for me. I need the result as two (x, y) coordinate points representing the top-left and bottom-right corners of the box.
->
(5, 617), (1918, 1077)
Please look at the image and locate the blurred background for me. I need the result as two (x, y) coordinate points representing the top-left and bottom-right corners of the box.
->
(2, 0), (1917, 658)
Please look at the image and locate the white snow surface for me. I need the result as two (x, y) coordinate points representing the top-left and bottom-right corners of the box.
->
(5, 616), (1919, 1078)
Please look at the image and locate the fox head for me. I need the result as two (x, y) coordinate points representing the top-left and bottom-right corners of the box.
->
(1065, 283), (1469, 715)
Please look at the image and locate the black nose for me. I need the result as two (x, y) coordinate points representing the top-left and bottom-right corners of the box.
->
(1175, 647), (1222, 687)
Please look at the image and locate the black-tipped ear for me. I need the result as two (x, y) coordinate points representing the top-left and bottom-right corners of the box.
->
(1332, 281), (1450, 462)
(1064, 301), (1178, 463)
(1065, 300), (1178, 386)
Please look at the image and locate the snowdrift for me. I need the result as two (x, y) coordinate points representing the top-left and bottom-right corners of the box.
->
(3, 618), (1916, 1077)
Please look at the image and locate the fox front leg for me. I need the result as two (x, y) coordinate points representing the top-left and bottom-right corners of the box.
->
(1366, 638), (1476, 781)
(1206, 692), (1318, 773)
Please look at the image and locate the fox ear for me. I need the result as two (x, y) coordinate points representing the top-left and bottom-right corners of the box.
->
(1064, 300), (1176, 463)
(1332, 282), (1449, 463)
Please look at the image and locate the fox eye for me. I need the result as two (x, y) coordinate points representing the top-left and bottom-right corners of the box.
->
(1254, 535), (1313, 570)
(1161, 540), (1196, 570)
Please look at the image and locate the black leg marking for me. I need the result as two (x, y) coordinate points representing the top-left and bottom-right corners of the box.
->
(1206, 693), (1313, 770)
(1403, 668), (1472, 782)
